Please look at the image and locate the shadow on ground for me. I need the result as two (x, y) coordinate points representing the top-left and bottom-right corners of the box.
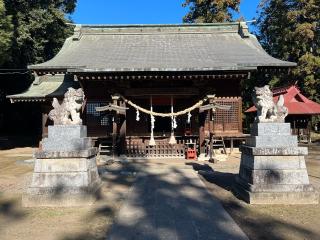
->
(193, 163), (319, 240)
(0, 198), (27, 233)
(1, 156), (317, 240)
(60, 160), (245, 240)
(0, 135), (39, 150)
(57, 160), (319, 240)
(59, 161), (139, 240)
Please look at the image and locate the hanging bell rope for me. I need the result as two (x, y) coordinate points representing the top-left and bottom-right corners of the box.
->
(118, 94), (210, 118)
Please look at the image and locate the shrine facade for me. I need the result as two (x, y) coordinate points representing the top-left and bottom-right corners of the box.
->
(8, 22), (296, 158)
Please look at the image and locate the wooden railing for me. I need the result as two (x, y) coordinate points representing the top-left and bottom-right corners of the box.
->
(126, 136), (198, 159)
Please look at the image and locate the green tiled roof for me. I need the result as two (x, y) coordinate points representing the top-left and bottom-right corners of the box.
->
(7, 75), (80, 102)
(29, 22), (296, 72)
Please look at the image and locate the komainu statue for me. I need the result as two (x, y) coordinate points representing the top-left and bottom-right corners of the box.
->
(253, 85), (288, 123)
(49, 88), (85, 125)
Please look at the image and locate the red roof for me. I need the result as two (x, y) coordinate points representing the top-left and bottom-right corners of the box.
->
(246, 85), (320, 115)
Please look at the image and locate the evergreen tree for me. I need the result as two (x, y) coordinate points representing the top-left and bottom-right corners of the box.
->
(256, 0), (320, 101)
(0, 0), (13, 65)
(183, 0), (241, 23)
(3, 0), (77, 68)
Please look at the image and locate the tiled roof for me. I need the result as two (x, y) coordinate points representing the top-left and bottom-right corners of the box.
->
(29, 22), (296, 72)
(7, 74), (80, 102)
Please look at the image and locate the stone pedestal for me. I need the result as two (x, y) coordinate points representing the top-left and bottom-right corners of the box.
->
(23, 125), (101, 207)
(234, 122), (318, 204)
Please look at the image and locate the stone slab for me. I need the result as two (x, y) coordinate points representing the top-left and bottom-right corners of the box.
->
(23, 183), (101, 207)
(47, 125), (87, 139)
(236, 176), (315, 192)
(107, 168), (248, 240)
(34, 147), (98, 159)
(250, 122), (291, 136)
(239, 167), (310, 185)
(42, 137), (92, 151)
(240, 145), (308, 156)
(30, 170), (100, 188)
(246, 135), (298, 148)
(34, 157), (98, 173)
(233, 180), (319, 204)
(240, 154), (307, 170)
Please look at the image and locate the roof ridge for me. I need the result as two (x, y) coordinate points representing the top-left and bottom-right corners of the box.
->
(75, 22), (243, 28)
(72, 22), (250, 41)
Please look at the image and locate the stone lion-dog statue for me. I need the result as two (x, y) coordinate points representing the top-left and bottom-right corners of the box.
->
(49, 87), (85, 125)
(253, 85), (288, 123)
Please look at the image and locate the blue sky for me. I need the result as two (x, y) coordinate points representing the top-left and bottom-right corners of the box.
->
(71, 0), (261, 25)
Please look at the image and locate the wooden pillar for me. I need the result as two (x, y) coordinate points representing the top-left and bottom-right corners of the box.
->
(199, 110), (207, 155)
(112, 95), (120, 156)
(308, 115), (312, 144)
(119, 100), (127, 155)
(207, 95), (215, 157)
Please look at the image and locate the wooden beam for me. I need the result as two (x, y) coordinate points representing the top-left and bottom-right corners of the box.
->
(124, 88), (199, 96)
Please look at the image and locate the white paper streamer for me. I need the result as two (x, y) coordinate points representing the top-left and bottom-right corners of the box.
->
(187, 112), (192, 124)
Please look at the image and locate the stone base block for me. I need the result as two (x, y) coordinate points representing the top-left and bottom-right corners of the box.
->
(251, 122), (291, 136)
(240, 145), (308, 156)
(24, 150), (101, 207)
(235, 122), (319, 204)
(41, 125), (93, 152)
(48, 125), (87, 139)
(234, 179), (319, 204)
(22, 183), (101, 207)
(246, 135), (298, 148)
(42, 137), (92, 152)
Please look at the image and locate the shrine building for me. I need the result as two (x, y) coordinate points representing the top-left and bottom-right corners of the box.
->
(8, 22), (296, 159)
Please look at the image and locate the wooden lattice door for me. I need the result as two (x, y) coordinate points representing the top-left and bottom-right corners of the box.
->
(210, 97), (242, 135)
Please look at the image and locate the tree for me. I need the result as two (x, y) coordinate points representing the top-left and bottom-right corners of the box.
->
(256, 0), (320, 102)
(183, 0), (241, 23)
(0, 0), (13, 65)
(3, 0), (77, 68)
